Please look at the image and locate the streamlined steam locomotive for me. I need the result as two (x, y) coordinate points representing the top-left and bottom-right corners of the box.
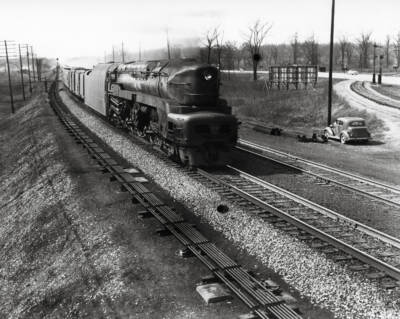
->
(63, 59), (238, 167)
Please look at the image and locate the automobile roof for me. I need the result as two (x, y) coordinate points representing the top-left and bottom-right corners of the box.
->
(337, 117), (365, 122)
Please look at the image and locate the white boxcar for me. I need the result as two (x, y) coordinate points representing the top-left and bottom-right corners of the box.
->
(84, 63), (119, 116)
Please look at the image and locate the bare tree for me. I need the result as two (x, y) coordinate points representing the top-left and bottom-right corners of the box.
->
(385, 35), (391, 68)
(245, 19), (272, 80)
(291, 33), (300, 64)
(204, 28), (218, 64)
(223, 41), (238, 70)
(394, 32), (400, 68)
(215, 29), (224, 69)
(303, 35), (319, 65)
(270, 45), (279, 65)
(338, 36), (349, 70)
(345, 43), (354, 68)
(356, 32), (372, 70)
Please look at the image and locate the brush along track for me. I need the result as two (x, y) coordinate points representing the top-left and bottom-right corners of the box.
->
(49, 82), (302, 319)
(192, 165), (400, 288)
(237, 139), (400, 208)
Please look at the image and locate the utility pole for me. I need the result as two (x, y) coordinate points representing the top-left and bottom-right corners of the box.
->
(372, 43), (377, 84)
(166, 28), (171, 60)
(327, 0), (335, 126)
(26, 45), (32, 94)
(104, 51), (106, 63)
(30, 46), (36, 81)
(18, 44), (26, 100)
(112, 46), (115, 62)
(4, 40), (15, 113)
(121, 41), (125, 63)
(36, 55), (41, 81)
(139, 42), (141, 61)
(378, 54), (383, 84)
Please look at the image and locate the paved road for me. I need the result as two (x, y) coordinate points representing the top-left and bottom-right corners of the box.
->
(334, 79), (400, 146)
(319, 72), (400, 85)
(223, 70), (400, 85)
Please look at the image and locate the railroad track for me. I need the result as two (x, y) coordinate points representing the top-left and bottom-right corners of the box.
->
(194, 166), (400, 286)
(190, 165), (400, 288)
(350, 81), (400, 110)
(236, 139), (400, 209)
(50, 81), (302, 319)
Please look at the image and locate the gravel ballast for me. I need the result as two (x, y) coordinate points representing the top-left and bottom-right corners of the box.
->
(59, 88), (400, 319)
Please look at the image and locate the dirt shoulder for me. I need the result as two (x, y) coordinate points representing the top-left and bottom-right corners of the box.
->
(0, 88), (246, 318)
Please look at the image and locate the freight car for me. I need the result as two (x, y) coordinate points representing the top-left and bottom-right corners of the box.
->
(63, 59), (238, 167)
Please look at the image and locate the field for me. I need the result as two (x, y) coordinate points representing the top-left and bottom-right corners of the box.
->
(220, 73), (386, 135)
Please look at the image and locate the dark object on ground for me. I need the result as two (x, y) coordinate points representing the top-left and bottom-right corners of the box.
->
(217, 204), (229, 214)
(297, 134), (328, 143)
(270, 128), (282, 136)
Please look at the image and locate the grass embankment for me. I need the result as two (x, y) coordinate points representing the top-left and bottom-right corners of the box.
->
(0, 90), (136, 318)
(220, 73), (385, 135)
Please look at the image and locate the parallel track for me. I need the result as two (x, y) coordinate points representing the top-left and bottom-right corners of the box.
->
(350, 81), (400, 110)
(50, 81), (302, 319)
(193, 166), (400, 287)
(237, 139), (400, 208)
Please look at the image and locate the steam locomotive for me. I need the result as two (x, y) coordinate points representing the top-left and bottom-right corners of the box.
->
(62, 59), (238, 167)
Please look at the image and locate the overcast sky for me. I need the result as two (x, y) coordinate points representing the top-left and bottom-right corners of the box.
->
(1, 0), (400, 61)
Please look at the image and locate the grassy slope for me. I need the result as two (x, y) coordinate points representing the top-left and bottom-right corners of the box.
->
(220, 73), (386, 135)
(0, 88), (243, 319)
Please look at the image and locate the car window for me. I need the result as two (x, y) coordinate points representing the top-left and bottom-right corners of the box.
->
(349, 121), (365, 127)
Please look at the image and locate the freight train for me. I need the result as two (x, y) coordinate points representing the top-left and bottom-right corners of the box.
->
(62, 59), (238, 167)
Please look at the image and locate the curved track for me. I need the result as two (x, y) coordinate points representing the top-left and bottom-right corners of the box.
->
(237, 139), (400, 208)
(193, 166), (400, 287)
(350, 81), (400, 110)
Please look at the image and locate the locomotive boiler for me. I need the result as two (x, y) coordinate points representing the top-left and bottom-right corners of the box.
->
(64, 59), (238, 167)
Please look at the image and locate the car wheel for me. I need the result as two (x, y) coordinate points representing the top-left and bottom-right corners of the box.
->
(340, 134), (347, 144)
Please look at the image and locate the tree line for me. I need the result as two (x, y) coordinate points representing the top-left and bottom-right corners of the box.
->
(196, 21), (400, 80)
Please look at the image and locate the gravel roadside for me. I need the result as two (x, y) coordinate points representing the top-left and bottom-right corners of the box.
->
(59, 85), (400, 319)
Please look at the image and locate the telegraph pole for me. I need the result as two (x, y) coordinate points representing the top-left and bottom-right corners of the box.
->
(327, 0), (335, 126)
(166, 28), (171, 60)
(112, 46), (115, 62)
(36, 55), (41, 81)
(18, 44), (26, 100)
(30, 46), (36, 81)
(372, 43), (377, 84)
(4, 40), (15, 113)
(121, 41), (125, 63)
(26, 45), (32, 94)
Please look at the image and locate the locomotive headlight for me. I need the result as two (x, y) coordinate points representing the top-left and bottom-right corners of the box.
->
(203, 71), (214, 81)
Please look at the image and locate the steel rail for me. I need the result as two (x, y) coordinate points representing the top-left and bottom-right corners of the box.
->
(227, 165), (400, 249)
(237, 139), (400, 207)
(197, 167), (400, 282)
(50, 81), (301, 319)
